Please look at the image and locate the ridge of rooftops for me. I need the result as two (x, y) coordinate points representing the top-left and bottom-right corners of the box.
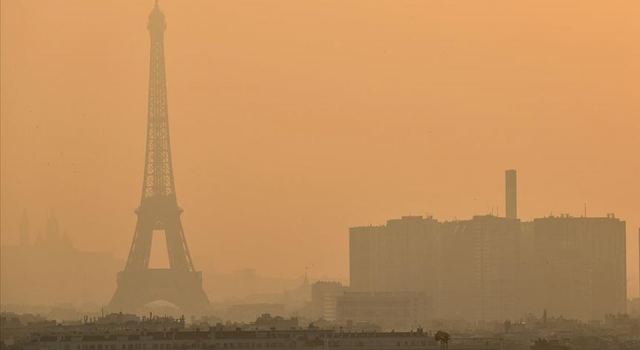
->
(350, 213), (622, 229)
(32, 329), (443, 342)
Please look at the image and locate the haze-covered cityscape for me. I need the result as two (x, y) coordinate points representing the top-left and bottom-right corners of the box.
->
(1, 1), (639, 350)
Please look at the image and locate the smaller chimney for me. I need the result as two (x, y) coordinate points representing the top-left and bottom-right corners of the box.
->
(505, 169), (517, 219)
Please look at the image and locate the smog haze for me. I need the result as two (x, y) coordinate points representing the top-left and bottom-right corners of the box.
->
(1, 0), (639, 305)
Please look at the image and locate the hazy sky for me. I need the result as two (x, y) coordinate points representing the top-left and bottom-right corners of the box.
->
(2, 1), (639, 295)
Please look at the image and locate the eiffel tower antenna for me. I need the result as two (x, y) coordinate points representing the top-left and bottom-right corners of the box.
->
(109, 2), (211, 316)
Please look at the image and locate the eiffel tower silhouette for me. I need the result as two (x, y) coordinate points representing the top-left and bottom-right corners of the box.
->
(109, 1), (211, 316)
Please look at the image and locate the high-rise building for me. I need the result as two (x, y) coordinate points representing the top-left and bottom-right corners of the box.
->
(349, 225), (383, 293)
(529, 215), (626, 320)
(350, 215), (518, 321)
(349, 216), (439, 297)
(438, 215), (520, 321)
(349, 171), (627, 321)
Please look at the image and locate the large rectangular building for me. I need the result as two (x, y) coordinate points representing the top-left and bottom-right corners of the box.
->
(337, 292), (433, 330)
(350, 215), (520, 321)
(349, 214), (626, 322)
(349, 216), (439, 298)
(438, 215), (521, 321)
(528, 215), (627, 320)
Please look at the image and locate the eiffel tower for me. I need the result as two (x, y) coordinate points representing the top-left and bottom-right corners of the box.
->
(109, 1), (211, 316)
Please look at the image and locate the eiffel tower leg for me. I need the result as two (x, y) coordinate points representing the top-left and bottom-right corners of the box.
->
(126, 217), (154, 270)
(164, 215), (192, 271)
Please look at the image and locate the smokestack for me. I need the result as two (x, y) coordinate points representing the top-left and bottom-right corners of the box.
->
(505, 169), (517, 219)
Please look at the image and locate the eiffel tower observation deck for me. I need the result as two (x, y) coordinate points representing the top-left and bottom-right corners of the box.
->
(109, 1), (211, 316)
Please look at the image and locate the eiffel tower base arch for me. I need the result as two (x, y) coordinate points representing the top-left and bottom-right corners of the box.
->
(108, 269), (211, 317)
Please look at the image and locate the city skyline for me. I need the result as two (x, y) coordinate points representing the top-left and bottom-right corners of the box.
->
(2, 0), (639, 301)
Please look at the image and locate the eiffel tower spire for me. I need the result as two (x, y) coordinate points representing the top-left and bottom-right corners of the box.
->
(143, 1), (174, 200)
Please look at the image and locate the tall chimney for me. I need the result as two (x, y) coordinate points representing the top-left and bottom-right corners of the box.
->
(505, 169), (517, 219)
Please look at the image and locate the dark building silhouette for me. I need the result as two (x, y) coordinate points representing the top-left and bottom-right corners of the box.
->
(108, 2), (210, 316)
(350, 216), (439, 296)
(349, 171), (627, 321)
(1, 214), (121, 306)
(438, 215), (520, 321)
(526, 215), (626, 320)
(15, 327), (502, 350)
(39, 214), (72, 250)
(252, 313), (299, 330)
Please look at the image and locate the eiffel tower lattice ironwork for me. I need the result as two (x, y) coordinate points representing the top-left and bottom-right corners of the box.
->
(109, 2), (211, 316)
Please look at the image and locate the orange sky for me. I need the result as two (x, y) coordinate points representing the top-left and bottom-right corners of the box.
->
(2, 1), (639, 296)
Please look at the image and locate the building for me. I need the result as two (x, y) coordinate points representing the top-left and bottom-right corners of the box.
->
(350, 214), (519, 321)
(337, 292), (432, 330)
(0, 214), (121, 307)
(311, 282), (345, 321)
(349, 216), (439, 296)
(15, 327), (502, 350)
(252, 314), (299, 330)
(350, 213), (627, 321)
(528, 215), (627, 320)
(348, 171), (628, 322)
(226, 304), (285, 323)
(438, 215), (521, 321)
